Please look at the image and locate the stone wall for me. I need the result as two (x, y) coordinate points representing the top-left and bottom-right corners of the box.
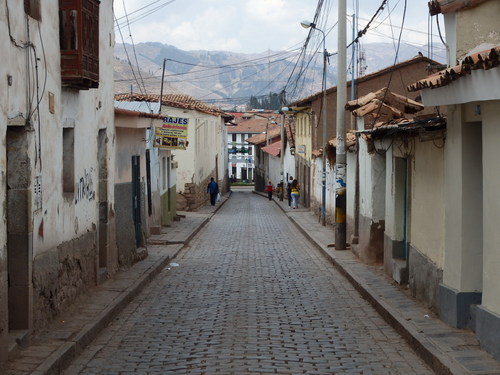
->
(177, 171), (217, 211)
(32, 231), (97, 332)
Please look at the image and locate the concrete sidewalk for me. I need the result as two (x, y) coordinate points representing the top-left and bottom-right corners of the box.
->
(3, 193), (231, 375)
(266, 193), (500, 375)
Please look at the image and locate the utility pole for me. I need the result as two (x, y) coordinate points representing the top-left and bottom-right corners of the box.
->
(159, 58), (167, 114)
(280, 90), (286, 201)
(335, 0), (347, 249)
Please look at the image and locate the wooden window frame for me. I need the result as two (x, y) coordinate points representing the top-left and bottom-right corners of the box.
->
(59, 0), (100, 89)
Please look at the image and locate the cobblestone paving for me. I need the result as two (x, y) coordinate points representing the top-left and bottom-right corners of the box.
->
(64, 191), (433, 374)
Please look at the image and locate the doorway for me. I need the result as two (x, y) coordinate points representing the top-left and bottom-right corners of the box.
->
(6, 127), (33, 332)
(131, 155), (142, 247)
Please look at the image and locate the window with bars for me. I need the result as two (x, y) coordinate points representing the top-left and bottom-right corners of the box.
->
(59, 0), (100, 89)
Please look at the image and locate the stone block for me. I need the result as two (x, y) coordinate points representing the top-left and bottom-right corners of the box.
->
(475, 305), (500, 361)
(150, 226), (161, 235)
(438, 283), (482, 329)
(392, 259), (408, 284)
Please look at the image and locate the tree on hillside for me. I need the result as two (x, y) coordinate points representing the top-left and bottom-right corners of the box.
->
(247, 92), (281, 111)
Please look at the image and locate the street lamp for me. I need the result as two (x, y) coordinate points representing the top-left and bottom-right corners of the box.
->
(301, 20), (328, 226)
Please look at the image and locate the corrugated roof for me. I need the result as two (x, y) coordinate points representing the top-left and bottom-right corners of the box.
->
(114, 101), (161, 114)
(408, 46), (500, 92)
(115, 93), (225, 116)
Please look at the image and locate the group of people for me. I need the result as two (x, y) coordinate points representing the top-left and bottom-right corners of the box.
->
(209, 176), (300, 209)
(266, 176), (300, 209)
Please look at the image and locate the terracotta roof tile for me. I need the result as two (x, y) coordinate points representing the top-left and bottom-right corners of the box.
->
(291, 56), (440, 106)
(262, 141), (281, 157)
(408, 46), (500, 92)
(227, 118), (279, 134)
(246, 128), (281, 145)
(329, 130), (358, 150)
(114, 93), (225, 116)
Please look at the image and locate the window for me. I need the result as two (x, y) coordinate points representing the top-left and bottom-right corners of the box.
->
(59, 0), (100, 89)
(24, 0), (41, 20)
(232, 134), (237, 142)
(62, 128), (75, 193)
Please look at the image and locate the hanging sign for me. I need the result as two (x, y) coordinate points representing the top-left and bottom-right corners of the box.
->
(154, 116), (189, 150)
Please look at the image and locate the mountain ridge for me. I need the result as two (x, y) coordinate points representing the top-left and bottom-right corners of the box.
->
(114, 42), (445, 109)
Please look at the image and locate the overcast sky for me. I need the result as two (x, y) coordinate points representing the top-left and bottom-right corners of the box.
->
(113, 0), (439, 54)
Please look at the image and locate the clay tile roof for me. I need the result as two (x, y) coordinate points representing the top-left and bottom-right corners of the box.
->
(114, 93), (225, 116)
(428, 0), (490, 15)
(329, 130), (358, 150)
(245, 133), (266, 144)
(246, 128), (281, 145)
(345, 88), (423, 128)
(408, 46), (500, 92)
(227, 118), (279, 134)
(311, 149), (323, 157)
(284, 118), (296, 148)
(346, 87), (423, 114)
(262, 141), (281, 157)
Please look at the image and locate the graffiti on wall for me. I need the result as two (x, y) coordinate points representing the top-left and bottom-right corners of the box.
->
(75, 168), (96, 204)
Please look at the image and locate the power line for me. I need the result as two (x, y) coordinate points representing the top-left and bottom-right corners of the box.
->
(114, 49), (302, 83)
(114, 0), (176, 30)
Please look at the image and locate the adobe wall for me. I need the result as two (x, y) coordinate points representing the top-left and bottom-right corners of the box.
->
(32, 231), (97, 332)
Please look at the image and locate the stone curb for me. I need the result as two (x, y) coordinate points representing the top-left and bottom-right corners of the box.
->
(33, 246), (183, 375)
(275, 200), (467, 375)
(31, 192), (233, 375)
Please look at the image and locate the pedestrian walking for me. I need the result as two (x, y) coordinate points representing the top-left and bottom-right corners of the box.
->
(207, 177), (219, 206)
(286, 176), (293, 207)
(266, 180), (273, 201)
(290, 179), (300, 209)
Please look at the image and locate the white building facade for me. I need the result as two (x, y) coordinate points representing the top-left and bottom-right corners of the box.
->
(0, 0), (116, 362)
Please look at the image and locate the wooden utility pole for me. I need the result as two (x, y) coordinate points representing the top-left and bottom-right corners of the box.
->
(335, 0), (347, 249)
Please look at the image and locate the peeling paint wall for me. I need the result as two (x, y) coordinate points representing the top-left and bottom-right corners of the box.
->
(1, 0), (116, 343)
(456, 1), (500, 59)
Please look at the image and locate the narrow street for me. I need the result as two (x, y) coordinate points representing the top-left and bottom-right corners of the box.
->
(64, 190), (432, 374)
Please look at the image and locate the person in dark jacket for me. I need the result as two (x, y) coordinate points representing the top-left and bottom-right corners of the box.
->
(286, 176), (293, 207)
(207, 177), (219, 206)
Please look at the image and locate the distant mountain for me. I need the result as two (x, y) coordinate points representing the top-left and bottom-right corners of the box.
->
(114, 42), (445, 109)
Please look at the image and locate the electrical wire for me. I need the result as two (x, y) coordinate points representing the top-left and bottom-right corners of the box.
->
(115, 0), (172, 21)
(435, 13), (449, 55)
(121, 0), (152, 112)
(114, 0), (176, 30)
(372, 0), (408, 154)
(114, 49), (302, 83)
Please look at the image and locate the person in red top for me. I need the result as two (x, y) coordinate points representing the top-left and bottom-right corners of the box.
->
(266, 181), (273, 201)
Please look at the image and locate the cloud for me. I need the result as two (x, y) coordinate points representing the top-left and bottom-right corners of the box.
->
(114, 0), (441, 54)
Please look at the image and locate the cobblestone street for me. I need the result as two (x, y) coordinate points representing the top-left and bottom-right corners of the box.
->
(64, 190), (433, 374)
